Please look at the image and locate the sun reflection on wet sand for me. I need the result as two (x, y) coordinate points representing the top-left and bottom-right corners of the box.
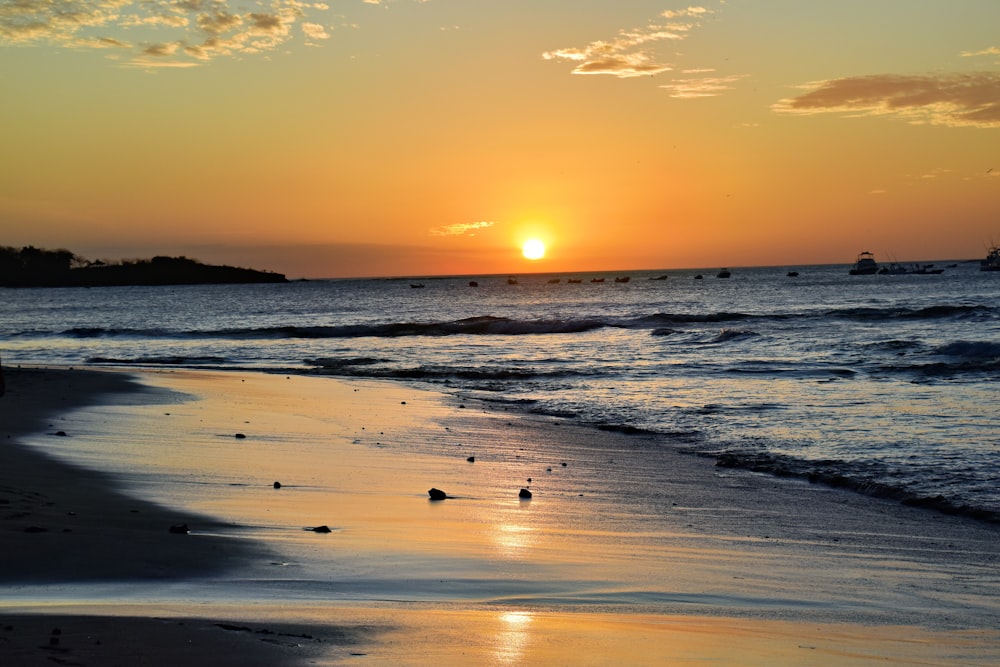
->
(493, 523), (534, 559)
(492, 611), (534, 665)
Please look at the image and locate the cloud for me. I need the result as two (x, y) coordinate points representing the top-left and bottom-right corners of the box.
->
(659, 72), (748, 98)
(430, 221), (496, 237)
(961, 46), (1000, 58)
(0, 0), (337, 66)
(542, 6), (715, 79)
(302, 21), (329, 42)
(772, 73), (1000, 129)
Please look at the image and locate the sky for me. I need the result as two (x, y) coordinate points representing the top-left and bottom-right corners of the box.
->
(1, 0), (999, 278)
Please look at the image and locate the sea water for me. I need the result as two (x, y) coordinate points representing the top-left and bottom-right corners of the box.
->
(2, 262), (998, 521)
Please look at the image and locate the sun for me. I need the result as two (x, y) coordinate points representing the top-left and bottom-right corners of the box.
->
(522, 238), (546, 260)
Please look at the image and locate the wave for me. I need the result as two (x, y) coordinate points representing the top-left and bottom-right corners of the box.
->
(304, 358), (584, 383)
(871, 340), (1000, 377)
(52, 314), (754, 340)
(830, 304), (995, 321)
(87, 355), (229, 365)
(35, 304), (998, 343)
(707, 328), (759, 344)
(714, 451), (998, 524)
(932, 340), (1000, 359)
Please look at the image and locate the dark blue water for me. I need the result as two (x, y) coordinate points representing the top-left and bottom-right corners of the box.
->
(3, 262), (998, 520)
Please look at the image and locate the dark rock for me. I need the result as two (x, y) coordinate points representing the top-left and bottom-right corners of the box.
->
(519, 488), (532, 499)
(234, 433), (246, 439)
(169, 523), (189, 534)
(310, 525), (332, 533)
(55, 431), (67, 437)
(428, 488), (447, 500)
(273, 481), (282, 489)
(466, 456), (475, 463)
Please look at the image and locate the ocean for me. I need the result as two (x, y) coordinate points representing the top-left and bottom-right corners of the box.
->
(3, 261), (998, 523)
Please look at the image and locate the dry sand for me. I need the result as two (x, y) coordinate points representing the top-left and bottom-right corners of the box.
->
(1, 365), (999, 665)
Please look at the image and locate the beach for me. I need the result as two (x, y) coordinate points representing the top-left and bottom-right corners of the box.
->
(1, 365), (999, 665)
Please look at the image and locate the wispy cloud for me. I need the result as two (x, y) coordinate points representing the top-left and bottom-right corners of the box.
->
(659, 71), (748, 98)
(772, 73), (1000, 129)
(0, 0), (337, 66)
(961, 46), (1000, 59)
(542, 5), (715, 79)
(430, 221), (496, 237)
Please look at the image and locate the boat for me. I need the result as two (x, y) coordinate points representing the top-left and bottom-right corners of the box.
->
(786, 271), (799, 277)
(911, 264), (943, 275)
(567, 278), (582, 284)
(649, 275), (669, 281)
(614, 276), (630, 283)
(878, 262), (907, 275)
(981, 246), (1000, 271)
(590, 278), (605, 283)
(716, 268), (731, 278)
(507, 277), (518, 285)
(849, 251), (879, 275)
(468, 281), (478, 287)
(410, 283), (425, 288)
(547, 278), (561, 284)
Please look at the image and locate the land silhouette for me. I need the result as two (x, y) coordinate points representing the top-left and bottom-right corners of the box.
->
(0, 246), (287, 287)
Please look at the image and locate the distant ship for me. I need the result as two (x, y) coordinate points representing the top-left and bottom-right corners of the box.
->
(849, 251), (879, 275)
(981, 246), (1000, 271)
(716, 268), (731, 279)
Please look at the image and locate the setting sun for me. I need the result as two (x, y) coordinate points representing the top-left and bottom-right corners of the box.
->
(522, 239), (546, 260)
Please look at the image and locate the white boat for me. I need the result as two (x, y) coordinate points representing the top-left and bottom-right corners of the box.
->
(849, 251), (879, 275)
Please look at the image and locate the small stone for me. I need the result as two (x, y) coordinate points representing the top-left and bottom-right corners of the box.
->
(519, 488), (532, 499)
(235, 433), (246, 439)
(428, 488), (447, 501)
(273, 481), (282, 489)
(311, 525), (332, 533)
(55, 431), (67, 437)
(466, 456), (475, 463)
(169, 523), (189, 534)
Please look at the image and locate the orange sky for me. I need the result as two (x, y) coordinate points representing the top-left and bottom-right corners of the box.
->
(1, 1), (998, 278)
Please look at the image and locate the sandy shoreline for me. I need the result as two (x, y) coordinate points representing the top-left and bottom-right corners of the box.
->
(2, 365), (999, 665)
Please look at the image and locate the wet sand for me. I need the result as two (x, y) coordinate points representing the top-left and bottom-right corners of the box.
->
(1, 366), (999, 665)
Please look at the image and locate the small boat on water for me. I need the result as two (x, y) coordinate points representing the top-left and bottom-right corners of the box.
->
(878, 262), (907, 275)
(981, 246), (1000, 271)
(591, 277), (605, 283)
(507, 277), (519, 285)
(567, 278), (582, 283)
(614, 276), (630, 283)
(716, 268), (731, 279)
(911, 264), (944, 275)
(849, 251), (879, 275)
